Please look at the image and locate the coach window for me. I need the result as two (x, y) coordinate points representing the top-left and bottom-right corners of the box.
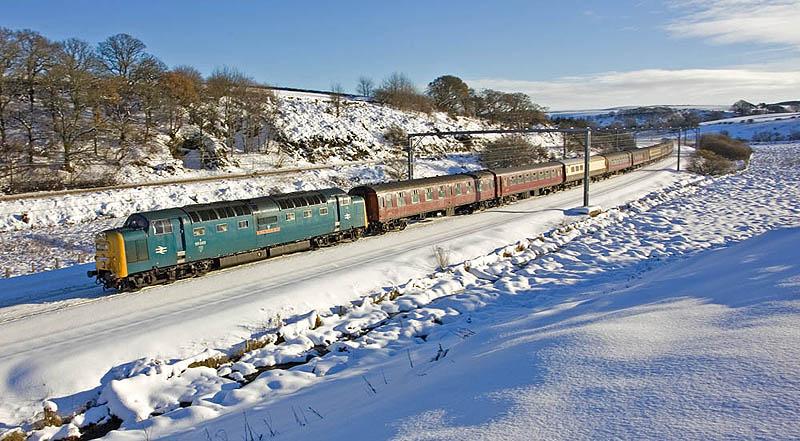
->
(426, 187), (433, 201)
(438, 186), (445, 198)
(286, 212), (296, 221)
(303, 209), (312, 218)
(455, 183), (462, 195)
(397, 192), (405, 207)
(412, 189), (420, 204)
(193, 227), (205, 236)
(465, 182), (471, 194)
(238, 219), (250, 229)
(216, 223), (228, 233)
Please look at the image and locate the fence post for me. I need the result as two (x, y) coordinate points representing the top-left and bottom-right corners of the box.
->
(583, 128), (591, 207)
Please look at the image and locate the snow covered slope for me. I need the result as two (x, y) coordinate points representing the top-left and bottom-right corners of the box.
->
(91, 142), (795, 441)
(4, 141), (800, 439)
(139, 226), (800, 441)
(0, 154), (684, 433)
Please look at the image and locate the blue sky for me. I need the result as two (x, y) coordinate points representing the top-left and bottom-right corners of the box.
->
(2, 0), (799, 109)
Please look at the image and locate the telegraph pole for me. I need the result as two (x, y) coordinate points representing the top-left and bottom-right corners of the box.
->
(677, 128), (682, 171)
(407, 137), (414, 180)
(583, 127), (591, 207)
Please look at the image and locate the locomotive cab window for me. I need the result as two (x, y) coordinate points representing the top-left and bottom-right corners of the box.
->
(286, 212), (296, 221)
(193, 227), (206, 236)
(216, 223), (228, 233)
(124, 214), (148, 230)
(319, 207), (329, 215)
(340, 197), (350, 206)
(238, 219), (250, 229)
(152, 219), (173, 235)
(303, 209), (312, 218)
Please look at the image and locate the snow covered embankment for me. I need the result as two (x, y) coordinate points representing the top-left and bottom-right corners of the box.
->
(18, 143), (797, 440)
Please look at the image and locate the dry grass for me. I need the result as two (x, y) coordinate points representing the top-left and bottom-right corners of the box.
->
(433, 246), (450, 270)
(188, 355), (230, 370)
(0, 430), (27, 441)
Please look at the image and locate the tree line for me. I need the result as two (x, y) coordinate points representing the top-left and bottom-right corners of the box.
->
(1, 27), (551, 176)
(0, 28), (276, 171)
(357, 72), (548, 128)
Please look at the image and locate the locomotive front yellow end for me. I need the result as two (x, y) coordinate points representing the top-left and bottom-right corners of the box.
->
(88, 230), (128, 287)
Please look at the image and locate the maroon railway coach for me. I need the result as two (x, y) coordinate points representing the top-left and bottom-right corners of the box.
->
(349, 173), (493, 233)
(627, 147), (650, 167)
(602, 151), (633, 174)
(493, 162), (564, 200)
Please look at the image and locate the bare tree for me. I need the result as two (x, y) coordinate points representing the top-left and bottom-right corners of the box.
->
(42, 38), (97, 170)
(0, 28), (19, 153)
(133, 55), (166, 143)
(329, 83), (345, 117)
(96, 33), (146, 78)
(356, 76), (374, 98)
(427, 75), (472, 116)
(373, 72), (432, 113)
(206, 66), (253, 153)
(159, 66), (202, 152)
(95, 33), (151, 148)
(13, 29), (55, 162)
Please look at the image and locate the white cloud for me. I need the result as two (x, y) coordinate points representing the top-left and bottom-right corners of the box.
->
(469, 68), (800, 110)
(665, 0), (800, 49)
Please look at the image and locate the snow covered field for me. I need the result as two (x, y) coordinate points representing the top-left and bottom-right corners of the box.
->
(699, 112), (800, 141)
(2, 141), (799, 439)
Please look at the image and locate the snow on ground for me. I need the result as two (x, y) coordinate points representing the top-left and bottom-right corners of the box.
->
(699, 112), (800, 141)
(85, 142), (797, 440)
(3, 142), (799, 439)
(0, 154), (685, 433)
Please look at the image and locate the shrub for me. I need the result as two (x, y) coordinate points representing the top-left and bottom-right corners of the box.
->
(698, 133), (753, 161)
(383, 124), (407, 147)
(751, 131), (783, 142)
(688, 149), (735, 175)
(373, 73), (434, 113)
